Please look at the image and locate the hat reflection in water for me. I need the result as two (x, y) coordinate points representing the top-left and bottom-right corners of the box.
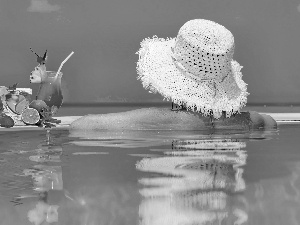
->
(136, 19), (248, 119)
(136, 139), (248, 225)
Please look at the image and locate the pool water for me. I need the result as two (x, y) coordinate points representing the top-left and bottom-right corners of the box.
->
(0, 109), (300, 224)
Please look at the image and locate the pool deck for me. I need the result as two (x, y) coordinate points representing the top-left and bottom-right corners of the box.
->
(0, 113), (299, 131)
(264, 113), (300, 124)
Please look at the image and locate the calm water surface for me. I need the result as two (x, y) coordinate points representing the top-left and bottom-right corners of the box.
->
(0, 107), (300, 225)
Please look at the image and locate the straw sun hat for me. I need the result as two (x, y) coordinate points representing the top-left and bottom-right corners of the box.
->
(136, 19), (249, 119)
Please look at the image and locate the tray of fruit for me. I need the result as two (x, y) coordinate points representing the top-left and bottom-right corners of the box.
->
(0, 49), (74, 129)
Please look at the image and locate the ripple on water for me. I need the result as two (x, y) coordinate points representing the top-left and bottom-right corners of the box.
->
(0, 124), (300, 225)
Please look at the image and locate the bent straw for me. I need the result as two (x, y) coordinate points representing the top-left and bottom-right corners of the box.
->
(55, 51), (74, 79)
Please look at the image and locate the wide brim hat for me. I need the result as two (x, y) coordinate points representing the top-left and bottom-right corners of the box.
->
(136, 19), (249, 119)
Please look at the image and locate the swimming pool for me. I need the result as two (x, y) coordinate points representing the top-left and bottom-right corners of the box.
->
(0, 107), (300, 225)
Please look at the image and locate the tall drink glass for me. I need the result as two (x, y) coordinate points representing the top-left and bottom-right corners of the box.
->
(36, 71), (63, 113)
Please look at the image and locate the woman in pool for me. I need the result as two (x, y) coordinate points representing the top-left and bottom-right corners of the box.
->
(70, 19), (276, 131)
(137, 19), (247, 119)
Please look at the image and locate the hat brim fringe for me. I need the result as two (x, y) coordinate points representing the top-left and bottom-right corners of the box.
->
(136, 36), (249, 119)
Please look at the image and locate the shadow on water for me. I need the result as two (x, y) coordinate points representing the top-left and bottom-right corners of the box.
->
(0, 125), (300, 224)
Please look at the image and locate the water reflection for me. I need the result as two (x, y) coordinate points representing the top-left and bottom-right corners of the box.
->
(3, 127), (300, 224)
(69, 129), (281, 225)
(0, 130), (140, 225)
(22, 132), (62, 225)
(136, 139), (248, 225)
(68, 129), (275, 148)
(27, 198), (59, 225)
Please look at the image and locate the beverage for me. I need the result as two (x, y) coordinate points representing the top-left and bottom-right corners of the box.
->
(29, 49), (73, 122)
(36, 71), (63, 112)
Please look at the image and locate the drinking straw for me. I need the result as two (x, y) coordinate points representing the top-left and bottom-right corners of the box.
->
(55, 51), (74, 79)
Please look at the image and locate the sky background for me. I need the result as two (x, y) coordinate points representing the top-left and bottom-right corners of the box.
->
(0, 0), (300, 104)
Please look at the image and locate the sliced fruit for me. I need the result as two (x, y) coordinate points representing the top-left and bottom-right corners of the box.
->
(21, 108), (40, 125)
(6, 101), (17, 113)
(0, 115), (14, 128)
(29, 100), (48, 113)
(15, 99), (30, 115)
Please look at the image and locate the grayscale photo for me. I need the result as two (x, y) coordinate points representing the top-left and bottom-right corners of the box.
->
(0, 0), (299, 224)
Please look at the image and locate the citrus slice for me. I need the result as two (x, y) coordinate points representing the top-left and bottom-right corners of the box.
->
(15, 99), (30, 115)
(21, 108), (40, 125)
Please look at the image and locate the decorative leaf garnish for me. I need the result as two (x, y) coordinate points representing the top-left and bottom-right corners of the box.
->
(30, 48), (48, 65)
(8, 83), (18, 91)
